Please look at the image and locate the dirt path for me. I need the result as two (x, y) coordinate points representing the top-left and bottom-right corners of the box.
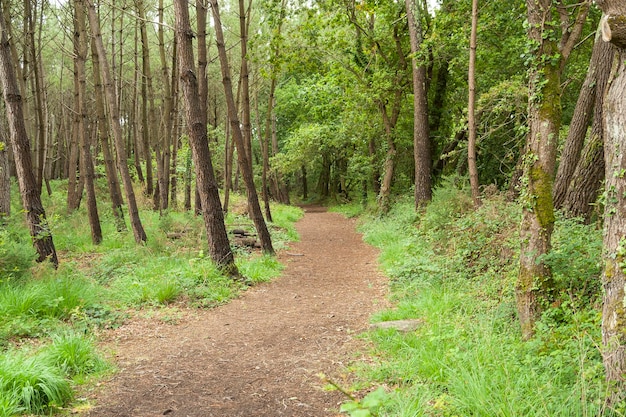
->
(85, 207), (387, 417)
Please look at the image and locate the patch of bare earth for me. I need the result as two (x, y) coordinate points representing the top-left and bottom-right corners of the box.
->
(84, 207), (388, 417)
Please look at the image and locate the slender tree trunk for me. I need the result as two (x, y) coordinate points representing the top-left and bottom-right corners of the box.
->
(405, 0), (432, 209)
(91, 37), (126, 231)
(271, 115), (289, 204)
(301, 165), (308, 200)
(210, 0), (275, 255)
(75, 0), (102, 244)
(377, 98), (401, 214)
(137, 0), (154, 199)
(86, 0), (147, 244)
(26, 0), (46, 195)
(195, 0), (209, 219)
(68, 18), (82, 214)
(159, 0), (175, 210)
(184, 141), (192, 211)
(596, 0), (626, 401)
(131, 30), (144, 185)
(171, 44), (180, 209)
(239, 0), (253, 166)
(254, 88), (272, 222)
(466, 0), (480, 206)
(223, 117), (232, 213)
(0, 10), (58, 266)
(376, 25), (406, 214)
(0, 137), (9, 216)
(554, 26), (613, 209)
(173, 0), (239, 276)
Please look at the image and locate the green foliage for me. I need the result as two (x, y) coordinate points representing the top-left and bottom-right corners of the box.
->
(0, 351), (72, 415)
(347, 182), (611, 416)
(340, 387), (388, 417)
(41, 331), (108, 377)
(1, 182), (302, 414)
(237, 255), (283, 284)
(0, 227), (36, 281)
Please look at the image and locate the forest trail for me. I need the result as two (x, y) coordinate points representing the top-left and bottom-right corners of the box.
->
(84, 207), (388, 417)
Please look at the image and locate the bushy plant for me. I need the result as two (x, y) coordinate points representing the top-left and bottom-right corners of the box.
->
(349, 181), (609, 416)
(0, 351), (72, 414)
(0, 228), (35, 281)
(41, 331), (108, 377)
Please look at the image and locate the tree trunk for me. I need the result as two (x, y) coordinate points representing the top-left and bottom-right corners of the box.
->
(517, 0), (589, 340)
(466, 0), (480, 206)
(75, 0), (102, 244)
(255, 88), (272, 222)
(596, 0), (626, 401)
(554, 26), (613, 209)
(173, 0), (239, 277)
(86, 0), (147, 244)
(0, 138), (9, 216)
(0, 10), (58, 266)
(561, 132), (603, 222)
(239, 0), (253, 167)
(377, 98), (401, 214)
(26, 0), (46, 196)
(159, 0), (176, 210)
(91, 37), (126, 232)
(405, 0), (432, 209)
(184, 142), (192, 211)
(209, 0), (275, 256)
(561, 30), (614, 221)
(223, 119), (232, 213)
(137, 0), (154, 199)
(301, 165), (308, 200)
(68, 35), (81, 215)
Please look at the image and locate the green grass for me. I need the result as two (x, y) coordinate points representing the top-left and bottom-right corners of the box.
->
(0, 350), (72, 415)
(41, 331), (109, 378)
(0, 180), (303, 416)
(344, 182), (615, 416)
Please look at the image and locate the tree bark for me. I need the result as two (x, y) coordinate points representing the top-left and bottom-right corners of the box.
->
(91, 37), (126, 232)
(239, 0), (253, 167)
(405, 0), (432, 209)
(159, 0), (175, 210)
(0, 138), (9, 216)
(137, 0), (155, 200)
(68, 28), (82, 215)
(561, 132), (603, 222)
(75, 0), (102, 244)
(554, 26), (613, 209)
(596, 0), (626, 401)
(86, 0), (147, 244)
(174, 0), (240, 276)
(467, 0), (480, 206)
(0, 9), (58, 267)
(209, 0), (275, 256)
(517, 0), (589, 340)
(561, 30), (614, 221)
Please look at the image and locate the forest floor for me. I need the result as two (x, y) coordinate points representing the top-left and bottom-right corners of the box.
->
(81, 206), (388, 417)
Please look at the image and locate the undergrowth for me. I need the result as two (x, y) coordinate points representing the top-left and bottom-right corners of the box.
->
(335, 180), (613, 416)
(0, 179), (302, 415)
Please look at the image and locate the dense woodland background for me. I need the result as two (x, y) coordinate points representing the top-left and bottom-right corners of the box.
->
(2, 0), (626, 415)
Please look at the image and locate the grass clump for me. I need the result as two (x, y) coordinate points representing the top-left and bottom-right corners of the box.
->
(41, 331), (108, 378)
(0, 350), (72, 415)
(347, 181), (611, 416)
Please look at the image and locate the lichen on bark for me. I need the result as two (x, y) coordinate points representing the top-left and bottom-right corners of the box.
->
(530, 165), (556, 230)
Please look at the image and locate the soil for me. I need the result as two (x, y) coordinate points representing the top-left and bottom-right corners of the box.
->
(83, 206), (388, 417)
